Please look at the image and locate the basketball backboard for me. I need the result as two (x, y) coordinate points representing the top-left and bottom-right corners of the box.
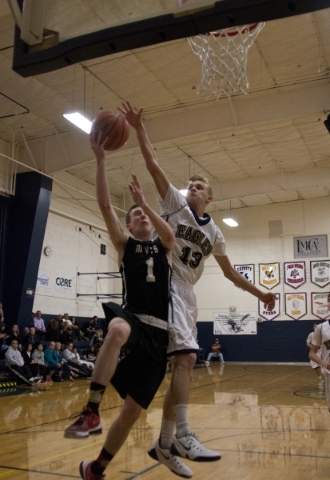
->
(9, 0), (330, 77)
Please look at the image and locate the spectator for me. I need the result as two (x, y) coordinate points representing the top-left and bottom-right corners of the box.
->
(63, 343), (94, 377)
(71, 316), (82, 339)
(5, 339), (39, 384)
(22, 326), (30, 346)
(27, 327), (38, 347)
(22, 343), (40, 378)
(6, 324), (23, 349)
(44, 341), (64, 382)
(0, 322), (9, 354)
(83, 345), (97, 363)
(92, 315), (101, 330)
(81, 317), (96, 340)
(205, 339), (225, 365)
(55, 342), (78, 381)
(33, 310), (46, 339)
(63, 313), (80, 340)
(32, 343), (53, 384)
(60, 324), (74, 345)
(46, 318), (61, 342)
(90, 329), (104, 356)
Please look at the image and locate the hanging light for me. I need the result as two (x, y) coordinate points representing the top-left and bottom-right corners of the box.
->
(223, 200), (238, 227)
(63, 112), (92, 133)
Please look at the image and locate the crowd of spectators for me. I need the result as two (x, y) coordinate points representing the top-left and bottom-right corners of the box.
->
(0, 309), (104, 386)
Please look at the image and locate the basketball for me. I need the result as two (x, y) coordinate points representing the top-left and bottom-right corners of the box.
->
(91, 110), (130, 151)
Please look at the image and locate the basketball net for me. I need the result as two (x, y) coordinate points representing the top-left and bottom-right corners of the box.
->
(178, 1), (265, 99)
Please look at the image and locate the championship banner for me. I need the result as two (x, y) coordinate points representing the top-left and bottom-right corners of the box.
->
(213, 312), (257, 335)
(310, 260), (330, 288)
(36, 272), (50, 288)
(259, 263), (280, 290)
(258, 293), (280, 321)
(284, 293), (307, 320)
(311, 292), (330, 320)
(234, 264), (255, 284)
(284, 261), (306, 289)
(55, 274), (73, 291)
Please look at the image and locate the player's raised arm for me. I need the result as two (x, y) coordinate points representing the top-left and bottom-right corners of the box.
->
(128, 174), (175, 251)
(119, 101), (170, 200)
(92, 131), (127, 258)
(214, 255), (277, 309)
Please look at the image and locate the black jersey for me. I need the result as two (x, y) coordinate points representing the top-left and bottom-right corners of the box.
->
(120, 236), (171, 321)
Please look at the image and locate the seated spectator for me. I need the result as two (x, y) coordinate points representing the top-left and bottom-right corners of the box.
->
(5, 339), (39, 384)
(6, 324), (23, 349)
(21, 326), (30, 346)
(62, 343), (93, 377)
(80, 317), (96, 340)
(54, 342), (78, 381)
(92, 315), (101, 330)
(205, 338), (225, 365)
(0, 322), (9, 354)
(46, 318), (61, 342)
(27, 327), (38, 347)
(32, 343), (53, 384)
(60, 324), (74, 345)
(22, 343), (40, 378)
(44, 341), (64, 382)
(69, 316), (81, 340)
(90, 329), (104, 355)
(83, 345), (97, 363)
(33, 310), (46, 340)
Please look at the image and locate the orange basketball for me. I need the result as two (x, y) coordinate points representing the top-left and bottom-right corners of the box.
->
(91, 110), (130, 151)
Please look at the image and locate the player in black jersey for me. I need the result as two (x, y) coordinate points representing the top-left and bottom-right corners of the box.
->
(65, 132), (184, 480)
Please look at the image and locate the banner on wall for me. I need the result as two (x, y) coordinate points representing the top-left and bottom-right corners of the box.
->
(259, 263), (280, 290)
(213, 312), (257, 335)
(284, 261), (306, 289)
(55, 274), (73, 291)
(284, 293), (307, 320)
(234, 264), (255, 284)
(294, 235), (328, 258)
(310, 261), (330, 288)
(311, 292), (330, 320)
(36, 272), (50, 288)
(258, 293), (280, 321)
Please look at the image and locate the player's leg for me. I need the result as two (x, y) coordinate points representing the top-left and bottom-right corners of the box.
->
(79, 395), (141, 480)
(64, 316), (131, 438)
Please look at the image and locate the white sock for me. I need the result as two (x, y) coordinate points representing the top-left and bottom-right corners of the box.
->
(159, 418), (175, 450)
(173, 404), (190, 438)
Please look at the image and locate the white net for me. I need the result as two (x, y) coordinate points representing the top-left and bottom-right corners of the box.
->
(188, 23), (265, 99)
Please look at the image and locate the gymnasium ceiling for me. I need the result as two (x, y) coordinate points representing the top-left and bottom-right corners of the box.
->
(0, 1), (330, 219)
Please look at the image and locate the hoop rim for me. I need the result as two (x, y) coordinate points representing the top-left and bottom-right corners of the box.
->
(205, 22), (260, 38)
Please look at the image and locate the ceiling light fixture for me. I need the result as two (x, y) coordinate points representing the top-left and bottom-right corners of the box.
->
(223, 200), (238, 227)
(63, 112), (92, 133)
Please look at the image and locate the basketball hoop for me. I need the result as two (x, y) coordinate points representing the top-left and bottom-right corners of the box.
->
(187, 22), (265, 99)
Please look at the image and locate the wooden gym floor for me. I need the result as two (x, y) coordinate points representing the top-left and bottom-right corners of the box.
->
(0, 363), (329, 480)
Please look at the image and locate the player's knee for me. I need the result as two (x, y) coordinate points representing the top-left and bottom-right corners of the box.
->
(121, 403), (141, 426)
(175, 353), (196, 371)
(106, 318), (130, 347)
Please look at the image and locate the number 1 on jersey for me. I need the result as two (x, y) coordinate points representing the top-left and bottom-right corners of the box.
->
(146, 257), (156, 282)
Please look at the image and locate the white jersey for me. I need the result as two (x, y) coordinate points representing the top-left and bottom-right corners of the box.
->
(159, 183), (226, 286)
(312, 321), (330, 374)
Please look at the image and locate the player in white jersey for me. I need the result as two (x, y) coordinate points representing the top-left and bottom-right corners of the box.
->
(120, 101), (277, 477)
(306, 323), (323, 387)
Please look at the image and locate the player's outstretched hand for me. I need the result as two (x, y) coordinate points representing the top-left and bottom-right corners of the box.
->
(128, 174), (146, 208)
(262, 292), (277, 311)
(90, 130), (108, 160)
(118, 101), (143, 129)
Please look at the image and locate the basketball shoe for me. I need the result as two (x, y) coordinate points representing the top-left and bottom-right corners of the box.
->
(171, 433), (221, 462)
(64, 406), (102, 438)
(148, 439), (193, 478)
(79, 461), (105, 480)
